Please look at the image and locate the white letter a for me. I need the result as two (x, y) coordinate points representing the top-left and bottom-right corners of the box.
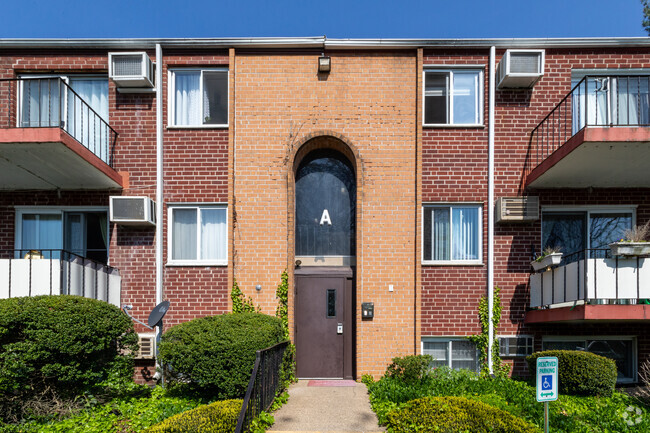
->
(320, 209), (332, 226)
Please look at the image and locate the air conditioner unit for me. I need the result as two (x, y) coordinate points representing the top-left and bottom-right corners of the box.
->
(108, 52), (154, 88)
(136, 333), (156, 359)
(110, 196), (156, 226)
(496, 196), (540, 223)
(497, 49), (545, 89)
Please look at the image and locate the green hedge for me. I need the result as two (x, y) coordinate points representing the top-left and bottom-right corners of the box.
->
(144, 399), (242, 433)
(526, 350), (617, 397)
(0, 296), (137, 398)
(386, 396), (541, 433)
(159, 312), (285, 399)
(385, 355), (433, 384)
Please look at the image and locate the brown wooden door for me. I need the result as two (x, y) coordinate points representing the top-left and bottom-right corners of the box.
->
(295, 268), (353, 378)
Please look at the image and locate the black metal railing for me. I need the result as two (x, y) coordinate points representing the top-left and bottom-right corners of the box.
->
(0, 78), (118, 166)
(525, 75), (650, 179)
(235, 341), (289, 433)
(0, 249), (119, 304)
(530, 248), (649, 308)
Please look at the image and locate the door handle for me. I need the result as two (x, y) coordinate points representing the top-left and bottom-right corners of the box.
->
(337, 323), (343, 334)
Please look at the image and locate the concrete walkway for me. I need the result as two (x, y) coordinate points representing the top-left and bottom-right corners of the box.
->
(268, 380), (385, 433)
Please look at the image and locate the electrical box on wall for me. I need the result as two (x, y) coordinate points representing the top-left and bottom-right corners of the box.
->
(361, 302), (374, 319)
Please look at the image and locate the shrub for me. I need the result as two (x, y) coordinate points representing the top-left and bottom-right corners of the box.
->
(386, 396), (541, 433)
(0, 295), (137, 421)
(144, 399), (242, 433)
(526, 350), (617, 397)
(159, 312), (285, 399)
(385, 355), (432, 384)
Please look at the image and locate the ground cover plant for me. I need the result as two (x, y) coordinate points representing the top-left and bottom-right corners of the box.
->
(364, 355), (650, 433)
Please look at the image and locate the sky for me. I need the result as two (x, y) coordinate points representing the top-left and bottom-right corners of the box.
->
(0, 0), (647, 39)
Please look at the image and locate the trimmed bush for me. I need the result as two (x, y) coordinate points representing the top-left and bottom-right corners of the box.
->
(0, 296), (137, 398)
(159, 312), (285, 399)
(385, 355), (432, 384)
(143, 399), (242, 433)
(386, 396), (541, 433)
(526, 350), (617, 397)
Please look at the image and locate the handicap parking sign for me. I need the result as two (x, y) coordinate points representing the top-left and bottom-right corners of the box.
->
(541, 374), (552, 390)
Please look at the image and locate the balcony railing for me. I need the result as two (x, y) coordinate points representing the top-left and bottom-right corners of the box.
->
(529, 248), (650, 309)
(0, 249), (121, 307)
(0, 78), (117, 166)
(525, 75), (650, 179)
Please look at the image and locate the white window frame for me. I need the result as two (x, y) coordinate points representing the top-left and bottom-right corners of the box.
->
(421, 337), (480, 372)
(541, 205), (636, 252)
(167, 203), (228, 266)
(14, 206), (110, 262)
(498, 335), (534, 357)
(422, 203), (483, 265)
(168, 68), (229, 128)
(541, 335), (637, 383)
(423, 66), (484, 127)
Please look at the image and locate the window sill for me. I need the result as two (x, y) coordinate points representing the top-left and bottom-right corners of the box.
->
(166, 261), (227, 267)
(422, 260), (484, 266)
(166, 125), (229, 130)
(423, 124), (485, 129)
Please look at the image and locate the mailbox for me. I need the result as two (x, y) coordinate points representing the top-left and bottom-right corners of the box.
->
(361, 302), (374, 319)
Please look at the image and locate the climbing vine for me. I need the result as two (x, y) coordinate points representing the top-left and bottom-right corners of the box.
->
(231, 278), (259, 313)
(275, 270), (296, 384)
(468, 286), (510, 378)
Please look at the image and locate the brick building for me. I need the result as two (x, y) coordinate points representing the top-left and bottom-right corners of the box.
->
(1, 37), (649, 382)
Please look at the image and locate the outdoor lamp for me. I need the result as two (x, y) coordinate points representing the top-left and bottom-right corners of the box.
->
(318, 56), (331, 73)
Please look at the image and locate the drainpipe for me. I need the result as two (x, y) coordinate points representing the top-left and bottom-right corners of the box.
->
(155, 42), (164, 381)
(155, 43), (163, 307)
(487, 46), (496, 375)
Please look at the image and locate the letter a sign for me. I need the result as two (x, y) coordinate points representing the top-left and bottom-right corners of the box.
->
(320, 209), (332, 226)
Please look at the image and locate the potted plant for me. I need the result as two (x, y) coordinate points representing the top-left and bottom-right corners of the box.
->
(609, 221), (650, 256)
(531, 246), (563, 272)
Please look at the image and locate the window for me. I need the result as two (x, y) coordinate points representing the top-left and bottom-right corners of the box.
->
(422, 338), (479, 372)
(424, 69), (482, 125)
(541, 208), (633, 262)
(169, 69), (228, 127)
(542, 336), (636, 383)
(423, 205), (481, 264)
(168, 205), (227, 265)
(499, 336), (533, 357)
(15, 208), (109, 263)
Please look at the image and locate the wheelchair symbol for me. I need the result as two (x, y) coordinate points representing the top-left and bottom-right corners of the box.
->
(542, 375), (552, 390)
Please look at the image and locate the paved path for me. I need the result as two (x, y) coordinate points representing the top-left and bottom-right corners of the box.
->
(268, 380), (384, 433)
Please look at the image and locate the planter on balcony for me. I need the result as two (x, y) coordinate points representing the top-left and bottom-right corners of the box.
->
(609, 242), (650, 257)
(531, 253), (563, 272)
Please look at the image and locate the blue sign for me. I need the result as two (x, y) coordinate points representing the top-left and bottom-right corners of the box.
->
(536, 357), (558, 402)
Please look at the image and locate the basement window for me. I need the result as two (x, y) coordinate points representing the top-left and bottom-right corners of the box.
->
(499, 336), (533, 357)
(169, 69), (228, 127)
(422, 338), (479, 372)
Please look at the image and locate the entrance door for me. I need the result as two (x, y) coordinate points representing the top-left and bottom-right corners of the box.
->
(295, 268), (353, 379)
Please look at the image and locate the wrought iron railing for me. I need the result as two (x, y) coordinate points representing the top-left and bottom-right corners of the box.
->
(529, 248), (650, 308)
(235, 341), (289, 433)
(0, 249), (120, 306)
(0, 78), (118, 166)
(525, 75), (650, 179)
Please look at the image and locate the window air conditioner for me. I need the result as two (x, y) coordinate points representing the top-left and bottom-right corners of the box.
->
(495, 197), (540, 223)
(110, 196), (156, 226)
(108, 52), (155, 88)
(497, 49), (545, 89)
(136, 334), (156, 359)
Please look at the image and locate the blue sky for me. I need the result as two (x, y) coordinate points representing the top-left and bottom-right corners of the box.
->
(0, 0), (647, 39)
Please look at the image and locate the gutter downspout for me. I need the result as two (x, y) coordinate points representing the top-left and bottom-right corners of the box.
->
(155, 44), (164, 380)
(487, 46), (496, 375)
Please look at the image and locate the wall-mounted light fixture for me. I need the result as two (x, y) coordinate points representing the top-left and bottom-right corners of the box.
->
(318, 56), (331, 73)
(255, 284), (262, 291)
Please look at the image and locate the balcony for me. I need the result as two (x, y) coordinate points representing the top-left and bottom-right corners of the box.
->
(525, 75), (650, 189)
(0, 249), (121, 307)
(527, 248), (650, 323)
(0, 78), (123, 190)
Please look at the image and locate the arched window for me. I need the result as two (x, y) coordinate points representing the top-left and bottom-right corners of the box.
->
(295, 149), (356, 257)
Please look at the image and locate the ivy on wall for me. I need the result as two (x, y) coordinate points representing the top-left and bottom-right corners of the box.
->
(231, 278), (259, 313)
(468, 286), (510, 378)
